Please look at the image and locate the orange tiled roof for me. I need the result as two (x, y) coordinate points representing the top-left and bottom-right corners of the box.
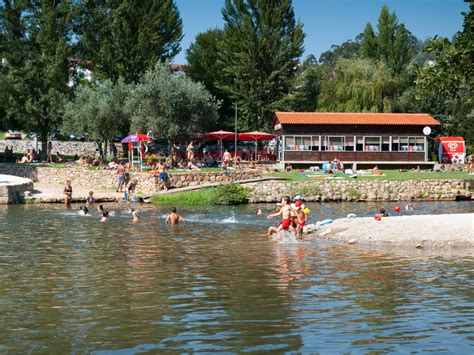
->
(274, 112), (440, 126)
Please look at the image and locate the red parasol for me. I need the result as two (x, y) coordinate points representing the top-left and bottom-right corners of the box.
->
(206, 130), (236, 160)
(238, 131), (274, 161)
(206, 130), (236, 141)
(238, 131), (273, 141)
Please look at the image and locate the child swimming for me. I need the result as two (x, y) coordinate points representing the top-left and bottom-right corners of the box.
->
(165, 207), (186, 225)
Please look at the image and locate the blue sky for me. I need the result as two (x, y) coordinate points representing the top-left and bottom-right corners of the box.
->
(173, 0), (470, 64)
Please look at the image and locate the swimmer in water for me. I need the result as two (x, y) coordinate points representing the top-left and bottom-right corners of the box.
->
(97, 204), (104, 213)
(405, 203), (414, 211)
(132, 209), (140, 223)
(85, 191), (94, 206)
(379, 207), (389, 217)
(165, 207), (186, 225)
(256, 209), (263, 216)
(79, 206), (89, 215)
(100, 211), (109, 222)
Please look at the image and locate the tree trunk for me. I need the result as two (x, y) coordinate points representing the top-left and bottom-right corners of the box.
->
(104, 140), (108, 160)
(41, 132), (48, 162)
(97, 140), (104, 160)
(168, 137), (175, 165)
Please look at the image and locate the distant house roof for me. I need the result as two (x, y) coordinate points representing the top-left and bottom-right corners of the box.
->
(274, 112), (441, 126)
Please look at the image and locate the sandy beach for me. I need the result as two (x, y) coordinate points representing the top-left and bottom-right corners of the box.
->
(307, 213), (474, 249)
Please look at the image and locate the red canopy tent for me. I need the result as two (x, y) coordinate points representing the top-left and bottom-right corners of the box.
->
(238, 131), (274, 161)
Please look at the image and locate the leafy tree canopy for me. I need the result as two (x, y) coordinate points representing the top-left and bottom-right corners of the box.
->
(128, 63), (219, 145)
(318, 58), (401, 113)
(77, 0), (183, 83)
(0, 0), (76, 157)
(217, 0), (305, 131)
(63, 79), (131, 158)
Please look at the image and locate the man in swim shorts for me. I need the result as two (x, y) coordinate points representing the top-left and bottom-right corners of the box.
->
(267, 196), (292, 232)
(156, 160), (168, 190)
(116, 162), (126, 192)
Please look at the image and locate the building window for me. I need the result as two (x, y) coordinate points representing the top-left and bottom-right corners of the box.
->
(326, 136), (345, 151)
(311, 136), (320, 151)
(400, 137), (409, 151)
(391, 137), (400, 151)
(382, 136), (390, 151)
(364, 137), (381, 151)
(409, 137), (425, 152)
(285, 136), (314, 151)
(356, 136), (364, 151)
(345, 136), (355, 151)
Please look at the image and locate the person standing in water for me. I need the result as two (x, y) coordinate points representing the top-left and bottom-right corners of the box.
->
(63, 180), (73, 207)
(116, 162), (126, 192)
(86, 191), (94, 206)
(166, 207), (186, 225)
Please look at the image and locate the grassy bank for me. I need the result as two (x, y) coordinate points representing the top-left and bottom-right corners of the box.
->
(265, 170), (474, 181)
(151, 183), (251, 205)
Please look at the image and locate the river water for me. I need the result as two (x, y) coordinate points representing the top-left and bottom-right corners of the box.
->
(0, 201), (473, 353)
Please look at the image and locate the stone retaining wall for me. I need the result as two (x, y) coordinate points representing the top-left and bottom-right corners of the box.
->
(0, 165), (261, 195)
(246, 179), (472, 203)
(0, 139), (123, 157)
(0, 174), (34, 204)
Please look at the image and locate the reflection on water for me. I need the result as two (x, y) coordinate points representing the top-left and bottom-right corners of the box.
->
(0, 201), (473, 352)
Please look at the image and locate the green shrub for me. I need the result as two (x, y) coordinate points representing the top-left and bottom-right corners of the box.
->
(213, 183), (251, 205)
(151, 188), (215, 205)
(345, 188), (360, 199)
(151, 183), (251, 205)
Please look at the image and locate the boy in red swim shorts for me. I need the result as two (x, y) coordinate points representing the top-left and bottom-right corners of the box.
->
(267, 196), (292, 233)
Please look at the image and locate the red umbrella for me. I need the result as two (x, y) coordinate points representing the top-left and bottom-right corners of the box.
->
(206, 130), (236, 140)
(238, 131), (273, 141)
(206, 131), (236, 160)
(239, 131), (273, 161)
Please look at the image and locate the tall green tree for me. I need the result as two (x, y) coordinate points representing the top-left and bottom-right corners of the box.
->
(415, 3), (473, 148)
(277, 55), (324, 112)
(77, 0), (183, 83)
(359, 23), (377, 58)
(186, 28), (234, 129)
(0, 0), (76, 158)
(217, 0), (305, 131)
(128, 63), (219, 148)
(63, 80), (131, 159)
(359, 5), (412, 74)
(319, 36), (362, 68)
(318, 58), (401, 113)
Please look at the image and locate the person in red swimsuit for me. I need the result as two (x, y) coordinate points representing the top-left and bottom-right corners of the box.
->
(294, 203), (306, 240)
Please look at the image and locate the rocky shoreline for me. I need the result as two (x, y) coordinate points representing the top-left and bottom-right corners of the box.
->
(304, 213), (474, 250)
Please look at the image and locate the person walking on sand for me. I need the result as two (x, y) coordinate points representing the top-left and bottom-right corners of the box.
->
(166, 207), (186, 225)
(63, 180), (73, 207)
(116, 162), (126, 192)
